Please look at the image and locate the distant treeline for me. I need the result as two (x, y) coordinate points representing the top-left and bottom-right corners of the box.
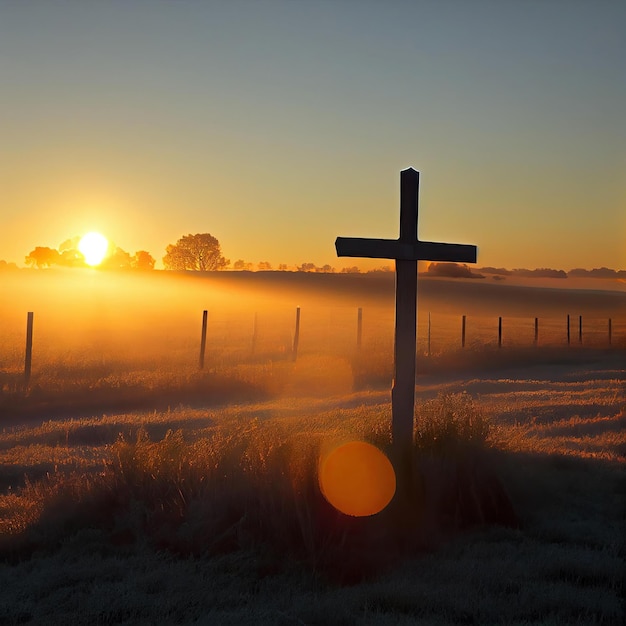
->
(3, 230), (623, 278)
(426, 263), (626, 280)
(3, 258), (624, 280)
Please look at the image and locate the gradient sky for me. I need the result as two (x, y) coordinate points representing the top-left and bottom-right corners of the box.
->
(1, 1), (624, 270)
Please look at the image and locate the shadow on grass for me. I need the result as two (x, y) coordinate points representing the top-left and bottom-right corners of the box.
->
(350, 346), (625, 392)
(0, 371), (276, 426)
(0, 417), (217, 452)
(492, 447), (625, 553)
(414, 346), (624, 377)
(1, 393), (623, 594)
(531, 413), (626, 438)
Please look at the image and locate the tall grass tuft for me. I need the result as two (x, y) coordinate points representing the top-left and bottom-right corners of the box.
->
(104, 424), (412, 583)
(2, 395), (519, 583)
(415, 392), (490, 454)
(412, 393), (519, 532)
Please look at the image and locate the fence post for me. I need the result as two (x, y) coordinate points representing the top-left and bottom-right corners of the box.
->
(534, 317), (539, 345)
(292, 306), (301, 362)
(608, 318), (612, 345)
(498, 316), (502, 348)
(427, 312), (431, 357)
(356, 307), (363, 351)
(24, 312), (34, 386)
(567, 314), (570, 345)
(199, 310), (208, 369)
(251, 312), (258, 355)
(579, 315), (583, 344)
(461, 315), (466, 348)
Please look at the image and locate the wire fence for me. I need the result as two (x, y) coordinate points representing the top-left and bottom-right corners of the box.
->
(2, 307), (624, 387)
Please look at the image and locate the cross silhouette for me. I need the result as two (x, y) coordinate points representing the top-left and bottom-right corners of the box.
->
(336, 168), (477, 455)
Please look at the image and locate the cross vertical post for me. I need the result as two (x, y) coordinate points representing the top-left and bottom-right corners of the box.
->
(392, 169), (419, 455)
(335, 168), (477, 464)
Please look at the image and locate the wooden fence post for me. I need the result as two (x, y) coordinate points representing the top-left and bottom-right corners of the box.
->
(427, 312), (431, 357)
(292, 306), (301, 362)
(567, 314), (570, 345)
(498, 316), (502, 348)
(199, 310), (208, 369)
(534, 317), (539, 345)
(608, 318), (612, 345)
(356, 307), (363, 351)
(251, 312), (258, 355)
(461, 315), (466, 348)
(24, 312), (34, 386)
(579, 315), (583, 344)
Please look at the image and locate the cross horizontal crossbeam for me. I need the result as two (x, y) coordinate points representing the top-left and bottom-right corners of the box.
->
(335, 237), (477, 263)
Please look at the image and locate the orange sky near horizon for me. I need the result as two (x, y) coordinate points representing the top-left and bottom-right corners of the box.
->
(1, 2), (624, 272)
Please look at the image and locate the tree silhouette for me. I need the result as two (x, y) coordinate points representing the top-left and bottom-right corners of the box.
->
(24, 237), (157, 271)
(569, 267), (625, 279)
(427, 262), (484, 279)
(233, 259), (253, 271)
(25, 247), (61, 268)
(132, 250), (156, 270)
(58, 249), (85, 267)
(512, 268), (566, 279)
(297, 262), (318, 272)
(101, 247), (132, 270)
(163, 233), (229, 271)
(41, 236), (85, 267)
(59, 237), (81, 253)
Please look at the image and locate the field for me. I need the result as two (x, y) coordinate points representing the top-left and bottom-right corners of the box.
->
(1, 270), (625, 624)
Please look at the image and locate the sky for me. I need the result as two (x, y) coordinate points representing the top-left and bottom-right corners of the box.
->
(1, 0), (624, 271)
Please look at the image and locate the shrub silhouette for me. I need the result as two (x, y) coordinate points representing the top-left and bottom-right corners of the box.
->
(427, 262), (484, 279)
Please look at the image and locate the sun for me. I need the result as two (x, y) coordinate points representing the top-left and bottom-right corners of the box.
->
(78, 231), (109, 266)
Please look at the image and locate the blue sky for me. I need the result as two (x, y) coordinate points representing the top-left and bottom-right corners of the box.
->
(1, 0), (624, 270)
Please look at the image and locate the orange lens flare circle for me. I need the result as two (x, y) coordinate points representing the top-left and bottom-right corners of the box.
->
(319, 441), (396, 517)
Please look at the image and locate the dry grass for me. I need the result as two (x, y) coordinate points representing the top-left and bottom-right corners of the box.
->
(0, 367), (624, 624)
(1, 272), (624, 623)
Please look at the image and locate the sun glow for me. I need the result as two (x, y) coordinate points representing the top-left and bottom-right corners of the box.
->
(319, 441), (396, 517)
(78, 232), (109, 266)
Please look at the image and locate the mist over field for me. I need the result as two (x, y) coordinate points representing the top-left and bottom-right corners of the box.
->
(1, 269), (624, 625)
(2, 269), (624, 371)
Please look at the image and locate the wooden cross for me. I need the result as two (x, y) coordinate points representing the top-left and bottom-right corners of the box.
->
(336, 168), (477, 455)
